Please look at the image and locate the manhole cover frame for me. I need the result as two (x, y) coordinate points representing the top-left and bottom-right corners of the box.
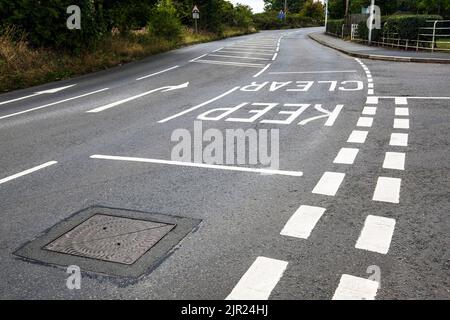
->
(14, 206), (201, 278)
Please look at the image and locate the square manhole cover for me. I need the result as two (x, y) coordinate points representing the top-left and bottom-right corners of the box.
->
(15, 206), (201, 277)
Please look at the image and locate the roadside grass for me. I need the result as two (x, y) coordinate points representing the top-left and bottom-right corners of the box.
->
(0, 26), (256, 92)
(436, 37), (450, 50)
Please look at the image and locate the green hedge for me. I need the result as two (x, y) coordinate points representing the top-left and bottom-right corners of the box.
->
(326, 19), (344, 36)
(254, 12), (321, 30)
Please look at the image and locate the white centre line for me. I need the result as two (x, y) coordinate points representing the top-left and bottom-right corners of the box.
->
(362, 107), (377, 115)
(373, 177), (401, 203)
(226, 257), (288, 300)
(0, 161), (58, 185)
(0, 88), (109, 120)
(356, 117), (374, 128)
(395, 107), (409, 116)
(158, 86), (240, 123)
(332, 274), (379, 300)
(253, 64), (272, 78)
(393, 118), (410, 129)
(136, 66), (179, 81)
(383, 152), (405, 170)
(90, 155), (303, 177)
(355, 215), (396, 254)
(347, 130), (369, 144)
(280, 205), (326, 239)
(389, 133), (408, 146)
(333, 148), (360, 165)
(312, 172), (345, 196)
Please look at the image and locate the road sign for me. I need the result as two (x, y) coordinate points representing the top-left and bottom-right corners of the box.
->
(193, 5), (200, 33)
(192, 5), (200, 14)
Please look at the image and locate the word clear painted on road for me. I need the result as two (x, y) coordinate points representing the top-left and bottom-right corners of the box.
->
(238, 81), (364, 93)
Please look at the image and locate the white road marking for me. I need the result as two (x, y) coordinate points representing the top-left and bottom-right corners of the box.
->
(90, 155), (303, 177)
(226, 257), (288, 300)
(0, 161), (58, 185)
(395, 107), (409, 116)
(269, 70), (357, 74)
(366, 96), (378, 104)
(368, 83), (374, 88)
(253, 64), (271, 78)
(218, 50), (273, 56)
(393, 118), (410, 129)
(333, 148), (359, 164)
(383, 152), (405, 170)
(189, 54), (208, 62)
(211, 47), (224, 53)
(368, 89), (374, 95)
(87, 83), (189, 113)
(395, 97), (408, 105)
(347, 130), (369, 144)
(332, 274), (379, 300)
(356, 117), (373, 127)
(0, 84), (76, 106)
(158, 86), (240, 123)
(373, 177), (401, 203)
(136, 66), (179, 80)
(362, 107), (377, 115)
(0, 88), (109, 120)
(208, 54), (268, 61)
(280, 205), (326, 239)
(312, 172), (345, 196)
(272, 53), (278, 61)
(226, 47), (274, 52)
(355, 215), (396, 254)
(194, 60), (265, 68)
(389, 133), (408, 146)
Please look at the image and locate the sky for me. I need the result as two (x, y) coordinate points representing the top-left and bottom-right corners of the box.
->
(227, 0), (265, 13)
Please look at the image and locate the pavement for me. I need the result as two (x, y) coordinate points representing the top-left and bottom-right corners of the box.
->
(0, 27), (449, 300)
(309, 32), (450, 64)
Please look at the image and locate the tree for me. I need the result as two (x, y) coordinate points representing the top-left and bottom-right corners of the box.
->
(264, 0), (306, 13)
(300, 0), (324, 20)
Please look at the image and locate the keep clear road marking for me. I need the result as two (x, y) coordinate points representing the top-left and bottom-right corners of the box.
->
(136, 66), (179, 81)
(0, 84), (76, 106)
(87, 82), (189, 113)
(334, 148), (359, 165)
(347, 130), (369, 144)
(0, 88), (109, 120)
(158, 86), (240, 123)
(312, 172), (345, 196)
(90, 155), (303, 177)
(373, 177), (401, 203)
(0, 161), (58, 185)
(226, 257), (288, 300)
(389, 133), (408, 146)
(332, 274), (379, 300)
(355, 215), (396, 254)
(280, 205), (326, 239)
(383, 152), (405, 170)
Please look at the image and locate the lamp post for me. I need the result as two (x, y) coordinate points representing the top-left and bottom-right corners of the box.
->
(368, 0), (375, 45)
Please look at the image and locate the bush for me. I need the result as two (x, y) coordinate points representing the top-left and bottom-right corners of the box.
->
(148, 0), (183, 41)
(326, 19), (344, 36)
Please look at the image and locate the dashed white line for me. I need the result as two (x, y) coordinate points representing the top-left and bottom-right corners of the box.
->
(208, 54), (268, 61)
(333, 148), (360, 165)
(368, 89), (374, 95)
(355, 215), (396, 254)
(332, 274), (379, 300)
(136, 66), (179, 81)
(218, 50), (273, 56)
(362, 107), (377, 115)
(253, 64), (271, 78)
(389, 133), (408, 146)
(395, 107), (409, 116)
(393, 118), (410, 129)
(356, 117), (374, 128)
(189, 54), (208, 62)
(373, 177), (401, 203)
(347, 130), (369, 144)
(0, 161), (58, 185)
(280, 205), (326, 239)
(383, 152), (405, 170)
(366, 96), (378, 104)
(194, 60), (265, 68)
(312, 172), (345, 196)
(226, 257), (288, 300)
(395, 97), (408, 105)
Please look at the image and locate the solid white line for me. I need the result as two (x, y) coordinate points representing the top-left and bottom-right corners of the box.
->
(208, 54), (268, 61)
(395, 107), (409, 116)
(194, 59), (265, 68)
(189, 54), (208, 62)
(0, 92), (41, 106)
(347, 130), (368, 144)
(389, 133), (408, 146)
(136, 66), (179, 81)
(0, 88), (109, 120)
(362, 107), (377, 115)
(333, 148), (359, 165)
(158, 86), (240, 123)
(312, 172), (345, 196)
(253, 64), (271, 78)
(357, 117), (373, 128)
(393, 118), (409, 129)
(272, 53), (278, 61)
(0, 161), (58, 185)
(218, 50), (273, 56)
(226, 257), (288, 300)
(383, 152), (405, 170)
(280, 205), (326, 239)
(355, 215), (396, 254)
(332, 274), (379, 300)
(90, 155), (303, 177)
(373, 177), (401, 203)
(269, 70), (357, 74)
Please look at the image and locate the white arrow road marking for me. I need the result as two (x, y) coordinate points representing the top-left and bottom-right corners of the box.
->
(0, 84), (76, 106)
(87, 82), (189, 113)
(0, 88), (109, 120)
(0, 161), (57, 185)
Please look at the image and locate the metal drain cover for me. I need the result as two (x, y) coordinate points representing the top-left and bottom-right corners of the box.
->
(45, 214), (175, 265)
(15, 206), (201, 277)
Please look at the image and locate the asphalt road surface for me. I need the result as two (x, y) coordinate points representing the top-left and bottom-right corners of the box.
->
(0, 27), (449, 300)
